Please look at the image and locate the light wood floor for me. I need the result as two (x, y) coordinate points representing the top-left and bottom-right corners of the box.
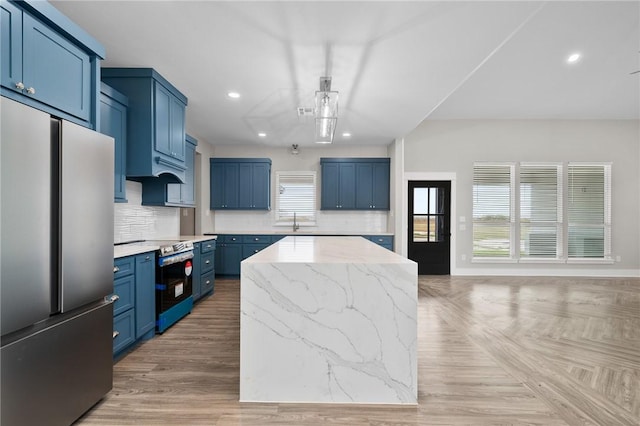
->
(76, 276), (640, 425)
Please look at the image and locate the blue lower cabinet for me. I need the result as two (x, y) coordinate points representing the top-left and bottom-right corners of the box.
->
(112, 309), (135, 355)
(192, 239), (216, 301)
(243, 243), (269, 259)
(192, 243), (202, 300)
(112, 251), (155, 357)
(135, 253), (155, 339)
(201, 270), (215, 295)
(367, 235), (394, 250)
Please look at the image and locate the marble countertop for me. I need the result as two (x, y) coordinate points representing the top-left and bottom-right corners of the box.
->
(243, 236), (412, 264)
(114, 235), (218, 259)
(205, 230), (394, 236)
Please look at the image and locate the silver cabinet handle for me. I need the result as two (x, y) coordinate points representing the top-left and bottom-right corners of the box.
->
(15, 82), (25, 90)
(205, 280), (210, 285)
(145, 256), (151, 261)
(205, 260), (210, 264)
(254, 237), (259, 241)
(254, 249), (259, 253)
(26, 87), (36, 95)
(112, 331), (120, 339)
(109, 294), (120, 303)
(113, 266), (120, 273)
(206, 244), (212, 249)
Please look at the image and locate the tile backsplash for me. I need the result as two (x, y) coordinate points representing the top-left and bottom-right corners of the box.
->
(213, 210), (388, 234)
(114, 181), (180, 243)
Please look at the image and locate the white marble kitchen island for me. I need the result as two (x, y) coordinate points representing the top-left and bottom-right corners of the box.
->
(240, 236), (418, 405)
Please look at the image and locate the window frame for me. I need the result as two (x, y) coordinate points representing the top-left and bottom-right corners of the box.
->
(472, 162), (612, 264)
(275, 171), (317, 227)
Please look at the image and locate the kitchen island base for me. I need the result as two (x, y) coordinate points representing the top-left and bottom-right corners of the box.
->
(240, 236), (417, 405)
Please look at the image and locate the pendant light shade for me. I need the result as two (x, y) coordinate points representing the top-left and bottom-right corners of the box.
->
(315, 77), (338, 144)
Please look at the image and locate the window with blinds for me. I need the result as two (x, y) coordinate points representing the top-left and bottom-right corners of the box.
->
(472, 162), (611, 262)
(276, 171), (316, 224)
(520, 164), (562, 258)
(472, 164), (514, 258)
(567, 164), (611, 258)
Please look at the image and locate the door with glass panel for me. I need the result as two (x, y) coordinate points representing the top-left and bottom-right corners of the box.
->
(408, 181), (451, 274)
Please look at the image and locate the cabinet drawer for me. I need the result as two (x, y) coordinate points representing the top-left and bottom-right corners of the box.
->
(112, 275), (135, 316)
(201, 270), (215, 295)
(222, 235), (243, 244)
(113, 309), (135, 355)
(113, 256), (135, 279)
(368, 235), (393, 246)
(201, 251), (215, 273)
(242, 235), (271, 244)
(243, 243), (269, 259)
(201, 239), (216, 253)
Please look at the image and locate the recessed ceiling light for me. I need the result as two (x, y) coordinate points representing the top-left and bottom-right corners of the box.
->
(567, 53), (581, 64)
(342, 132), (351, 137)
(257, 132), (266, 137)
(227, 92), (240, 99)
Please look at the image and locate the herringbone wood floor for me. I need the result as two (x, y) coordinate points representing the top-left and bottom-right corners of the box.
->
(76, 276), (640, 425)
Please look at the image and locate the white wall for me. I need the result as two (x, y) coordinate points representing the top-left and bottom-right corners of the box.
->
(403, 119), (640, 276)
(211, 144), (390, 233)
(194, 139), (216, 234)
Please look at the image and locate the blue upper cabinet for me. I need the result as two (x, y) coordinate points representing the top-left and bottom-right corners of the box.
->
(140, 134), (197, 207)
(101, 68), (188, 183)
(210, 158), (271, 210)
(321, 158), (390, 210)
(210, 161), (239, 209)
(0, 0), (105, 128)
(99, 83), (128, 202)
(320, 159), (356, 210)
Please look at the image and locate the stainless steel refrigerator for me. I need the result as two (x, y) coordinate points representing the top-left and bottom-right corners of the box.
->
(1, 97), (115, 425)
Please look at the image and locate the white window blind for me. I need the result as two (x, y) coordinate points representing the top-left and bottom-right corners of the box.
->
(520, 164), (562, 258)
(567, 164), (611, 258)
(473, 164), (514, 258)
(276, 171), (316, 224)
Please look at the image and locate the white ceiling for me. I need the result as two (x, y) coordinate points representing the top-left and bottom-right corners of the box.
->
(52, 1), (639, 147)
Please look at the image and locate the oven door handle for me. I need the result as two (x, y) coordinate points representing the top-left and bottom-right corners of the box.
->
(158, 251), (194, 267)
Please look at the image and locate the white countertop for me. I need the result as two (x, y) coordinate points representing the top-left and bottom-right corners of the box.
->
(243, 236), (411, 264)
(113, 235), (218, 259)
(209, 230), (393, 236)
(114, 242), (160, 259)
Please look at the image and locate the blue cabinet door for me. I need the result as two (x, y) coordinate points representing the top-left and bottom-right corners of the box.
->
(321, 161), (355, 209)
(321, 162), (340, 209)
(338, 163), (356, 209)
(170, 95), (185, 161)
(372, 162), (390, 210)
(251, 162), (270, 209)
(22, 13), (91, 122)
(1, 1), (22, 94)
(210, 162), (225, 209)
(166, 134), (196, 206)
(214, 243), (225, 273)
(154, 82), (172, 158)
(355, 163), (374, 209)
(223, 243), (242, 276)
(223, 163), (240, 208)
(99, 83), (128, 202)
(135, 252), (155, 339)
(210, 162), (240, 209)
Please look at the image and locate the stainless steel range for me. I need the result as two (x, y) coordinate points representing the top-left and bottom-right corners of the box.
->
(151, 240), (195, 333)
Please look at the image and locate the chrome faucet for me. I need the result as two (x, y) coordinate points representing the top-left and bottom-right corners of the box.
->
(293, 212), (299, 232)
